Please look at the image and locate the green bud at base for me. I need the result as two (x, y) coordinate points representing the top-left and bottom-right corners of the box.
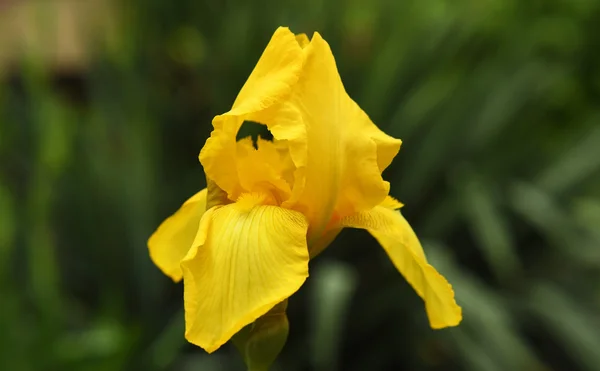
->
(232, 300), (289, 371)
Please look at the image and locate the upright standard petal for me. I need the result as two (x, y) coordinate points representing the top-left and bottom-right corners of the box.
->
(199, 27), (304, 201)
(269, 33), (402, 238)
(341, 203), (462, 329)
(200, 28), (401, 241)
(148, 189), (207, 282)
(181, 196), (309, 353)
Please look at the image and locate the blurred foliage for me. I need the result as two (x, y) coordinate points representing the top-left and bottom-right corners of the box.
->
(1, 0), (600, 370)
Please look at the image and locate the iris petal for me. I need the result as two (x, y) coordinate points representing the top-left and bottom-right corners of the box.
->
(236, 137), (293, 202)
(200, 28), (401, 242)
(271, 33), (402, 240)
(199, 27), (304, 202)
(181, 199), (309, 353)
(148, 189), (207, 282)
(341, 203), (462, 329)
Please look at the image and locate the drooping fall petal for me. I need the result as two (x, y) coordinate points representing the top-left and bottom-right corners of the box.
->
(341, 202), (462, 329)
(181, 195), (310, 353)
(148, 189), (207, 282)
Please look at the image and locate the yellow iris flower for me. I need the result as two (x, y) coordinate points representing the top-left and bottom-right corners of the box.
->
(148, 27), (462, 354)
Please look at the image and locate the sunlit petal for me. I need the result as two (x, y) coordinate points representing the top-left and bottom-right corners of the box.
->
(268, 33), (402, 240)
(148, 189), (207, 282)
(341, 204), (462, 328)
(181, 198), (309, 353)
(199, 27), (304, 201)
(200, 29), (401, 241)
(295, 33), (310, 48)
(236, 137), (293, 203)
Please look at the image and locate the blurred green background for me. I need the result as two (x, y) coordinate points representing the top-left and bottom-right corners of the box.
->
(2, 0), (600, 370)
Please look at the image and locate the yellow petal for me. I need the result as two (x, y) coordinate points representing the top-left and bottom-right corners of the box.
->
(336, 97), (401, 215)
(199, 27), (304, 201)
(181, 197), (309, 353)
(341, 205), (462, 328)
(235, 137), (293, 203)
(148, 189), (207, 282)
(206, 177), (230, 210)
(381, 195), (404, 210)
(295, 33), (310, 48)
(200, 28), (401, 230)
(270, 33), (402, 238)
(200, 28), (401, 242)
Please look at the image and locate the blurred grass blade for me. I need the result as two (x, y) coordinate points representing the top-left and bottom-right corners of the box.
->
(146, 310), (187, 370)
(425, 242), (545, 371)
(508, 181), (600, 265)
(536, 117), (600, 194)
(451, 329), (504, 371)
(310, 261), (358, 371)
(572, 197), (600, 241)
(467, 63), (546, 150)
(0, 182), (15, 276)
(458, 169), (520, 283)
(528, 283), (600, 371)
(419, 196), (459, 237)
(27, 96), (75, 328)
(386, 69), (460, 141)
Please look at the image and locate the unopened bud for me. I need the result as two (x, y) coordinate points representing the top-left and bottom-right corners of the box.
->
(232, 300), (289, 371)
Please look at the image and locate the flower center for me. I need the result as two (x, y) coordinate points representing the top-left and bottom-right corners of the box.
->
(234, 121), (296, 206)
(235, 192), (274, 213)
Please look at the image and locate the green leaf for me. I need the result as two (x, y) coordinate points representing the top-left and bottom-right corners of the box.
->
(309, 261), (358, 371)
(527, 284), (600, 371)
(457, 170), (520, 283)
(536, 118), (600, 195)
